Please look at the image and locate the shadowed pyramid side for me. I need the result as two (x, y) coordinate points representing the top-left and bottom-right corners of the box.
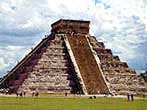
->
(0, 34), (83, 94)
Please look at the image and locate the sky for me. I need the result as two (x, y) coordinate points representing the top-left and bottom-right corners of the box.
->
(0, 0), (147, 77)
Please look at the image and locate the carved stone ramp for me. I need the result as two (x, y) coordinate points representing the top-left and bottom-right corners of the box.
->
(66, 33), (110, 94)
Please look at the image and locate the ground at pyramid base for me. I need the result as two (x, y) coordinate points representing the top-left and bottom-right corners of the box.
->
(0, 19), (147, 96)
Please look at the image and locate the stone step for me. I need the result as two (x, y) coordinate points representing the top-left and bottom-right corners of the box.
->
(46, 48), (66, 53)
(97, 54), (117, 62)
(101, 62), (128, 69)
(31, 68), (70, 73)
(101, 61), (128, 67)
(33, 62), (69, 68)
(87, 36), (105, 48)
(104, 73), (136, 76)
(42, 53), (66, 56)
(107, 78), (138, 84)
(29, 73), (69, 77)
(46, 47), (64, 49)
(49, 40), (64, 45)
(102, 67), (136, 74)
(94, 48), (112, 55)
(38, 59), (68, 63)
(25, 78), (70, 83)
(33, 65), (68, 69)
(109, 83), (147, 90)
(20, 86), (71, 93)
(39, 54), (67, 61)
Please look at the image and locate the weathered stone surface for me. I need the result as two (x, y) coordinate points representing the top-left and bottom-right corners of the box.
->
(140, 71), (147, 82)
(0, 34), (83, 94)
(51, 19), (90, 34)
(88, 35), (147, 95)
(66, 33), (109, 94)
(0, 19), (146, 96)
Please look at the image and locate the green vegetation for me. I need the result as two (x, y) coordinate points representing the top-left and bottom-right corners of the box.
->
(0, 95), (146, 110)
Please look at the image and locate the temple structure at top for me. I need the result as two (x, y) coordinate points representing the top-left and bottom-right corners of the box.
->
(51, 19), (90, 34)
(0, 19), (146, 96)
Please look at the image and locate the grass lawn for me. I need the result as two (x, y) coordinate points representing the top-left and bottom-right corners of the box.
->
(0, 95), (146, 110)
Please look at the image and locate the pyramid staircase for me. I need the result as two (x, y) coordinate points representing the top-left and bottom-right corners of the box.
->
(0, 19), (147, 96)
(66, 34), (110, 94)
(88, 36), (147, 95)
(0, 34), (83, 94)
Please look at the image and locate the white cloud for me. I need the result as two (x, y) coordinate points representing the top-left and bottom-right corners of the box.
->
(90, 0), (147, 73)
(0, 58), (8, 70)
(0, 45), (31, 76)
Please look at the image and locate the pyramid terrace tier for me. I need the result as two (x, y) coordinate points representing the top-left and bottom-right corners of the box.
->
(103, 68), (136, 75)
(88, 35), (147, 95)
(109, 84), (147, 95)
(0, 34), (83, 94)
(97, 54), (120, 62)
(0, 19), (147, 96)
(93, 48), (113, 55)
(18, 34), (83, 94)
(105, 75), (140, 84)
(101, 61), (129, 68)
(87, 36), (105, 48)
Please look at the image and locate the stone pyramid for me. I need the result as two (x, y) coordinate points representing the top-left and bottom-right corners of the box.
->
(0, 19), (147, 96)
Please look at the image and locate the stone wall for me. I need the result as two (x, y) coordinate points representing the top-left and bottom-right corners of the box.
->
(51, 19), (90, 34)
(18, 35), (82, 94)
(0, 35), (83, 94)
(140, 71), (147, 82)
(88, 36), (147, 96)
(0, 19), (146, 96)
